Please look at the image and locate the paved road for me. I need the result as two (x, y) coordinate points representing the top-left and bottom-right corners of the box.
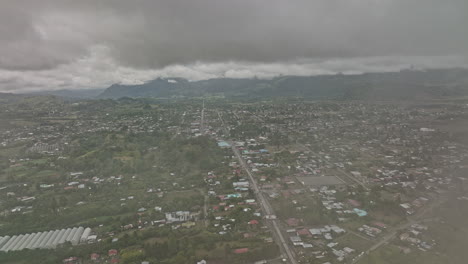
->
(346, 230), (373, 242)
(200, 99), (205, 134)
(217, 111), (298, 264)
(249, 111), (449, 264)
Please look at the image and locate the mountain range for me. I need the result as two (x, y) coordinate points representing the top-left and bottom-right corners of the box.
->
(97, 68), (468, 100)
(4, 68), (468, 101)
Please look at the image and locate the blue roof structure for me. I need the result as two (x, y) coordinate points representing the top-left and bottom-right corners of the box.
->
(353, 208), (368, 217)
(217, 141), (231, 147)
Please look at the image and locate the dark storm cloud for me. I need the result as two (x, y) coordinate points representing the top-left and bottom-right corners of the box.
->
(1, 0), (467, 71)
(0, 0), (467, 91)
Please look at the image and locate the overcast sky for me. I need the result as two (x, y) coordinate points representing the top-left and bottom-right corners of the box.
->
(1, 0), (467, 92)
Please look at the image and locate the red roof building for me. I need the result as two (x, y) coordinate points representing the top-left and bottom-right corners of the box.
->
(90, 253), (100, 261)
(108, 249), (118, 256)
(63, 257), (80, 264)
(347, 199), (361, 207)
(297, 228), (311, 236)
(286, 218), (300, 227)
(372, 221), (387, 229)
(248, 220), (259, 225)
(233, 248), (249, 254)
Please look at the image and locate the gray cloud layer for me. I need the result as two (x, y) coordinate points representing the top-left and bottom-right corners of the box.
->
(0, 0), (467, 91)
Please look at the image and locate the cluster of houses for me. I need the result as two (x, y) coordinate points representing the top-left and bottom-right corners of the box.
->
(205, 102), (468, 263)
(204, 169), (263, 236)
(2, 98), (468, 264)
(358, 224), (382, 238)
(62, 249), (124, 264)
(399, 223), (435, 252)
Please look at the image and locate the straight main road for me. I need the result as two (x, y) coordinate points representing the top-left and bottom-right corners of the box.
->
(217, 111), (298, 264)
(200, 99), (205, 134)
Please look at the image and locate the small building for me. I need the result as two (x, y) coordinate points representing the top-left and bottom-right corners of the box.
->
(165, 211), (193, 223)
(286, 218), (300, 227)
(90, 253), (100, 261)
(248, 220), (259, 225)
(233, 248), (249, 254)
(297, 228), (311, 236)
(181, 222), (196, 228)
(63, 257), (80, 264)
(353, 208), (368, 217)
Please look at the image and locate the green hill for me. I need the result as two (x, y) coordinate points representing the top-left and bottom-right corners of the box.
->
(97, 68), (468, 101)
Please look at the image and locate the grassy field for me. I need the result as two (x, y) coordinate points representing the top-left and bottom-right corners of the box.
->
(356, 244), (450, 264)
(336, 232), (374, 252)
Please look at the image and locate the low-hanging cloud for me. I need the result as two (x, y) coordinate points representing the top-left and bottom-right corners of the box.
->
(0, 0), (467, 92)
(2, 45), (467, 93)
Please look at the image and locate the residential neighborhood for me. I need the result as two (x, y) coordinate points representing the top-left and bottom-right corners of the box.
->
(1, 96), (468, 264)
